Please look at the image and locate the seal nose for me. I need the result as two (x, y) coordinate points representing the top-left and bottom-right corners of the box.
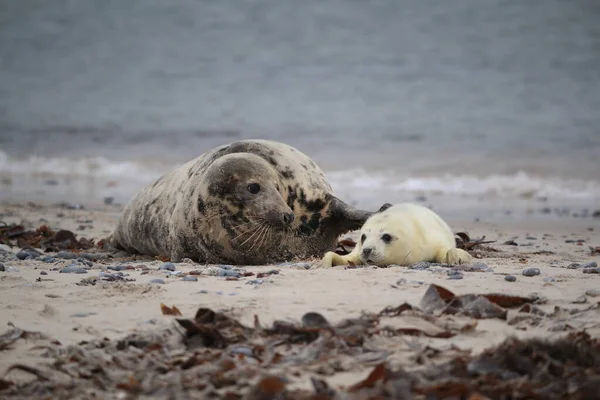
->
(362, 247), (373, 258)
(282, 212), (295, 225)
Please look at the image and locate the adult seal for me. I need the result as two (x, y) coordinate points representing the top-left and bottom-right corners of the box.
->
(111, 139), (373, 264)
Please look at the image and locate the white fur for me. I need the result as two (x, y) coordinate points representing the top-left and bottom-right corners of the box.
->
(315, 203), (472, 268)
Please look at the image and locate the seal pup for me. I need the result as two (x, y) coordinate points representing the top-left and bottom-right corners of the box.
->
(111, 139), (374, 264)
(315, 202), (472, 268)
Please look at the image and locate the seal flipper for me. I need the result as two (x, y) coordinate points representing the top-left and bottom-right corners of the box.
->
(327, 197), (373, 234)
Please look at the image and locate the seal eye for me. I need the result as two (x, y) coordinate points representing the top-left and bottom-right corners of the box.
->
(247, 183), (261, 194)
(361, 234), (366, 244)
(381, 233), (392, 244)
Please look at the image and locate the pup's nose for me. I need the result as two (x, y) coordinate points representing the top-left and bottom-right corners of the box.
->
(282, 212), (295, 225)
(362, 247), (372, 258)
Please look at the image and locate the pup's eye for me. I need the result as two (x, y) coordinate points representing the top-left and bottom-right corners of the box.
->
(247, 183), (261, 194)
(381, 234), (392, 243)
(360, 234), (366, 244)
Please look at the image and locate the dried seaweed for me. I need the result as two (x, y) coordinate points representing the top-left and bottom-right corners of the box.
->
(160, 303), (182, 316)
(2, 293), (598, 399)
(0, 223), (94, 250)
(455, 232), (496, 251)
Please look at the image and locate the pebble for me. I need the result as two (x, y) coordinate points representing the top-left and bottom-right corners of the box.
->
(40, 271), (48, 275)
(159, 262), (176, 271)
(230, 346), (254, 357)
(70, 312), (97, 318)
(167, 271), (184, 276)
(5, 266), (20, 272)
(471, 263), (493, 272)
(149, 279), (166, 284)
(57, 251), (77, 259)
(447, 273), (464, 280)
(572, 295), (587, 304)
(585, 289), (600, 297)
(583, 267), (600, 274)
(543, 277), (555, 283)
(228, 292), (238, 296)
(16, 249), (40, 260)
(277, 262), (311, 270)
(182, 275), (198, 282)
(76, 258), (93, 267)
(525, 236), (537, 240)
(522, 268), (541, 277)
(216, 265), (233, 270)
(581, 261), (598, 269)
(0, 263), (4, 272)
(216, 269), (241, 277)
(79, 253), (103, 261)
(198, 289), (208, 294)
(409, 262), (433, 270)
(567, 263), (580, 269)
(504, 275), (517, 282)
(59, 266), (88, 274)
(246, 279), (264, 285)
(41, 256), (56, 263)
(107, 265), (127, 271)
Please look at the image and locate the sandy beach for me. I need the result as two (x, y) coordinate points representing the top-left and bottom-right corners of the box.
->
(1, 199), (599, 398)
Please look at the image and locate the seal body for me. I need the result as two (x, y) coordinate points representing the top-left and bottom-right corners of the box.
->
(316, 203), (472, 268)
(112, 139), (373, 264)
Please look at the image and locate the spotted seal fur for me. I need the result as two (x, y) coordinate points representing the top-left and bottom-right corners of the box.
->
(111, 139), (373, 264)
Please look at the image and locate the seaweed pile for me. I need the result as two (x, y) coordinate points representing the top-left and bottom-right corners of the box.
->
(2, 283), (599, 399)
(0, 222), (95, 252)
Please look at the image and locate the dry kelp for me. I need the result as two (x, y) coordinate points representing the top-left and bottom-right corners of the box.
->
(0, 223), (94, 251)
(2, 287), (598, 399)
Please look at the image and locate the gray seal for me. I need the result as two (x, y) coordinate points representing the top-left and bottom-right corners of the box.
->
(111, 139), (373, 264)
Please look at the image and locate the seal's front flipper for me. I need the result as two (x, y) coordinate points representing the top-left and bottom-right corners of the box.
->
(328, 197), (373, 234)
(435, 247), (473, 265)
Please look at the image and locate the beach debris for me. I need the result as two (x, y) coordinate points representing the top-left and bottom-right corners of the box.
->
(59, 265), (88, 274)
(3, 301), (598, 399)
(16, 249), (41, 260)
(503, 240), (518, 246)
(419, 284), (535, 319)
(585, 289), (600, 297)
(246, 279), (264, 285)
(581, 261), (598, 269)
(504, 275), (516, 282)
(149, 279), (166, 285)
(454, 232), (496, 251)
(160, 303), (182, 316)
(182, 275), (198, 282)
(0, 323), (47, 350)
(159, 262), (176, 271)
(583, 267), (600, 274)
(522, 267), (541, 277)
(447, 270), (463, 280)
(590, 246), (600, 256)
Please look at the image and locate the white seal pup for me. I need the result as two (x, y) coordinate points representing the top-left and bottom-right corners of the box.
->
(315, 202), (472, 268)
(111, 139), (374, 264)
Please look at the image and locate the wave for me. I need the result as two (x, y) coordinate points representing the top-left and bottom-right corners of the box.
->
(1, 151), (599, 200)
(327, 169), (600, 200)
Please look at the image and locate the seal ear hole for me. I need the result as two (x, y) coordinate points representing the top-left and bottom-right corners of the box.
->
(381, 233), (392, 244)
(247, 183), (261, 194)
(360, 234), (366, 244)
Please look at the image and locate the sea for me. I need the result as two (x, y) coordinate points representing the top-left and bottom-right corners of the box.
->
(1, 0), (599, 217)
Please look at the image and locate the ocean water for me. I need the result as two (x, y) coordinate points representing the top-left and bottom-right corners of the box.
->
(1, 0), (599, 210)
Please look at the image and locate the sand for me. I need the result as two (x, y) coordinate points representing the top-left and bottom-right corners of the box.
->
(1, 200), (599, 397)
